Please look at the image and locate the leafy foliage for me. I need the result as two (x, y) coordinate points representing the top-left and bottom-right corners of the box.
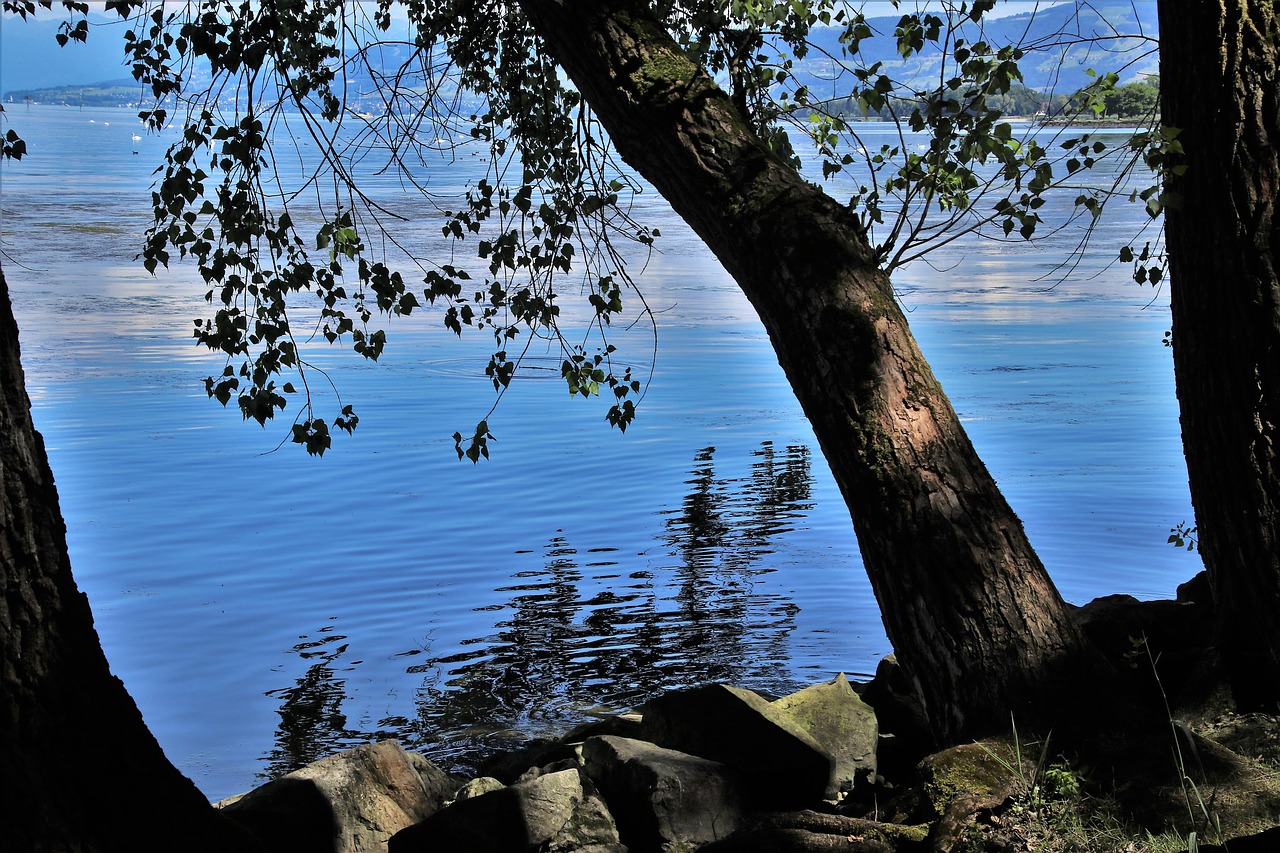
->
(1, 1), (94, 161)
(708, 2), (1160, 271)
(1, 123), (28, 161)
(2, 0), (88, 20)
(53, 0), (1160, 456)
(101, 0), (660, 457)
(1168, 522), (1198, 552)
(1117, 124), (1183, 288)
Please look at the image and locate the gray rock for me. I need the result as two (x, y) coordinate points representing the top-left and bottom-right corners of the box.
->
(639, 683), (833, 808)
(455, 776), (506, 802)
(217, 740), (456, 852)
(390, 767), (621, 853)
(582, 734), (745, 851)
(559, 713), (647, 746)
(545, 776), (626, 853)
(772, 673), (878, 797)
(860, 654), (933, 780)
(877, 737), (1021, 850)
(477, 716), (645, 784)
(517, 757), (580, 784)
(476, 736), (571, 784)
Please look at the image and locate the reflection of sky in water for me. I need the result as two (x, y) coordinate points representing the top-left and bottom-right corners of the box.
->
(3, 107), (1194, 800)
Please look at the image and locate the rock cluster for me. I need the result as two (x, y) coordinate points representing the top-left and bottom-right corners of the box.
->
(213, 660), (1280, 852)
(218, 672), (901, 852)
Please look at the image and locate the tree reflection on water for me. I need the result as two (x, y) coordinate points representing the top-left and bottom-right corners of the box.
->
(262, 624), (361, 780)
(261, 441), (816, 776)
(405, 441), (815, 769)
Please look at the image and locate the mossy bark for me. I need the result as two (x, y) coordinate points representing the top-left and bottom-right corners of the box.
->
(1159, 0), (1280, 710)
(518, 0), (1108, 742)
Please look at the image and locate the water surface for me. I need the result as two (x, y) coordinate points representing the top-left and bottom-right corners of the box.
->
(1, 106), (1196, 800)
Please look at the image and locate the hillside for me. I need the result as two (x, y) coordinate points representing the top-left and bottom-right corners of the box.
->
(3, 79), (142, 108)
(794, 3), (1158, 101)
(3, 4), (1157, 108)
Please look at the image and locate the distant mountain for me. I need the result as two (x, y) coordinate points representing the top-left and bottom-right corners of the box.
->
(0, 13), (132, 94)
(3, 4), (1157, 106)
(3, 79), (142, 108)
(794, 2), (1157, 102)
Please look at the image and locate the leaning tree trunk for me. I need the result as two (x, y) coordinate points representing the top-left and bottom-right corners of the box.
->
(518, 0), (1106, 742)
(1159, 1), (1280, 710)
(0, 266), (256, 851)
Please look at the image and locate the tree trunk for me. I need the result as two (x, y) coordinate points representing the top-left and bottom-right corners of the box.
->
(518, 0), (1105, 742)
(0, 265), (255, 851)
(1159, 1), (1280, 710)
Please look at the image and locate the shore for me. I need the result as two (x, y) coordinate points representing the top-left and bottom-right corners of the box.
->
(209, 585), (1280, 852)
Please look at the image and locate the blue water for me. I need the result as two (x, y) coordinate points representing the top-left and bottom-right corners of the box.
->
(0, 106), (1196, 801)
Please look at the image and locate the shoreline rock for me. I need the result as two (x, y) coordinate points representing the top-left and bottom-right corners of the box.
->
(215, 740), (458, 852)
(215, 648), (1280, 853)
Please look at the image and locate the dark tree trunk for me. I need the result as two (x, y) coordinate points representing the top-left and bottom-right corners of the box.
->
(1159, 1), (1280, 710)
(518, 0), (1106, 742)
(0, 266), (255, 851)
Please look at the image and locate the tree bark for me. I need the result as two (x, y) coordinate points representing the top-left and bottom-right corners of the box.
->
(518, 0), (1105, 742)
(0, 265), (255, 851)
(1159, 1), (1280, 709)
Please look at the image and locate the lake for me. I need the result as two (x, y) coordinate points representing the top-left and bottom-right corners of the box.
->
(0, 105), (1196, 801)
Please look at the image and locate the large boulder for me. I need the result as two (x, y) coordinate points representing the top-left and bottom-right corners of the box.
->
(860, 655), (933, 782)
(582, 735), (745, 851)
(389, 767), (623, 853)
(771, 673), (878, 797)
(639, 684), (834, 808)
(217, 740), (457, 852)
(1073, 593), (1217, 707)
(878, 738), (1021, 852)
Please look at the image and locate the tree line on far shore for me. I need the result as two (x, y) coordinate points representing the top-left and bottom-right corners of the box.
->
(827, 74), (1160, 121)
